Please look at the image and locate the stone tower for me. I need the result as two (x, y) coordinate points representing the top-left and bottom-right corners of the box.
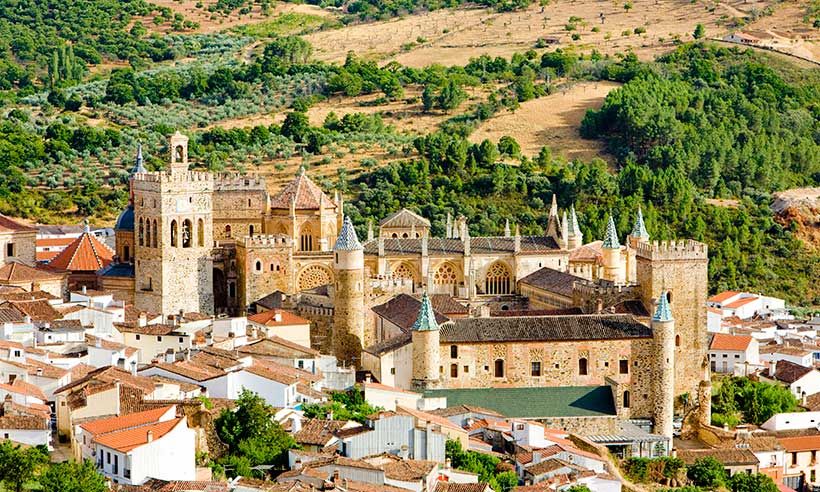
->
(332, 216), (365, 366)
(652, 290), (675, 441)
(133, 132), (215, 316)
(601, 214), (623, 283)
(567, 205), (583, 250)
(636, 239), (708, 401)
(411, 292), (441, 390)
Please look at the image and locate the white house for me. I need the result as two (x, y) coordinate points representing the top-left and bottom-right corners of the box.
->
(764, 360), (820, 400)
(762, 411), (820, 432)
(759, 345), (814, 368)
(86, 334), (139, 369)
(75, 406), (177, 461)
(709, 333), (760, 374)
(0, 414), (50, 447)
(36, 320), (86, 345)
(211, 317), (248, 350)
(362, 381), (422, 411)
(708, 291), (786, 320)
(115, 324), (193, 364)
(246, 309), (311, 348)
(91, 410), (196, 485)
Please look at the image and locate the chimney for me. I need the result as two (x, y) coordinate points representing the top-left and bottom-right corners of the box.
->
(802, 392), (808, 406)
(36, 368), (43, 377)
(146, 430), (153, 443)
(81, 285), (87, 295)
(23, 316), (30, 324)
(130, 360), (137, 376)
(95, 337), (102, 348)
(274, 312), (282, 322)
(138, 312), (147, 327)
(365, 374), (371, 383)
(769, 359), (777, 377)
(290, 414), (302, 433)
(332, 469), (340, 483)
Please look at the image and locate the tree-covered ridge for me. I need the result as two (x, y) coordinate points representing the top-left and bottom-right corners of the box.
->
(581, 44), (820, 195)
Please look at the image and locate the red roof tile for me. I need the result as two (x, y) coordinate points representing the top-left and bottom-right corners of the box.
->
(47, 232), (114, 272)
(708, 291), (741, 303)
(248, 309), (310, 327)
(0, 262), (64, 282)
(0, 215), (36, 233)
(710, 333), (754, 351)
(93, 417), (183, 452)
(777, 435), (820, 452)
(724, 297), (759, 309)
(81, 406), (174, 436)
(269, 172), (336, 210)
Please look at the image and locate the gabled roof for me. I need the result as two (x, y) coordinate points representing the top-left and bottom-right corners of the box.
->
(677, 448), (759, 466)
(238, 336), (319, 358)
(269, 171), (335, 210)
(379, 208), (431, 228)
(80, 405), (174, 436)
(248, 309), (310, 327)
(0, 261), (64, 282)
(0, 415), (48, 430)
(767, 360), (816, 384)
(93, 417), (183, 452)
(371, 294), (449, 333)
(0, 378), (47, 401)
(441, 314), (652, 343)
(54, 365), (155, 395)
(708, 291), (741, 303)
(518, 267), (584, 298)
(47, 230), (114, 272)
(0, 215), (36, 233)
(710, 333), (754, 351)
(0, 299), (61, 322)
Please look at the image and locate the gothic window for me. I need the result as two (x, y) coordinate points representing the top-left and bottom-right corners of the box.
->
(494, 359), (505, 378)
(228, 282), (236, 298)
(123, 245), (130, 262)
(623, 391), (631, 408)
(138, 218), (144, 246)
(174, 145), (184, 162)
(579, 357), (588, 375)
(145, 219), (151, 248)
(484, 262), (511, 295)
(152, 220), (158, 248)
(450, 364), (458, 378)
(300, 225), (314, 252)
(198, 219), (205, 247)
(433, 263), (458, 285)
(225, 224), (232, 238)
(171, 220), (178, 247)
(392, 263), (416, 282)
(247, 199), (251, 207)
(298, 265), (333, 291)
(182, 219), (192, 248)
(391, 233), (398, 238)
(402, 233), (409, 238)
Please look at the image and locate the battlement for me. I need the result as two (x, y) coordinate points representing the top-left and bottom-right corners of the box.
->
(133, 170), (213, 184)
(572, 279), (639, 298)
(238, 234), (292, 248)
(635, 239), (708, 261)
(214, 173), (266, 191)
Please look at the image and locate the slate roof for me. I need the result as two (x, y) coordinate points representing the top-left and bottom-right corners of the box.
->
(48, 231), (114, 272)
(428, 295), (468, 315)
(602, 215), (620, 249)
(269, 171), (335, 210)
(412, 292), (438, 332)
(363, 236), (560, 256)
(334, 216), (362, 251)
(653, 291), (673, 322)
(440, 314), (652, 343)
(518, 267), (585, 298)
(100, 262), (135, 278)
(423, 386), (617, 418)
(116, 204), (135, 231)
(379, 208), (431, 228)
(371, 294), (449, 333)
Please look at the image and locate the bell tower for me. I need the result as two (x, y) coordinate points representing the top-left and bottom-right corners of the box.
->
(133, 133), (215, 316)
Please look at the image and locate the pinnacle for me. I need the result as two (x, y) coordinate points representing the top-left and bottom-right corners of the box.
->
(653, 291), (673, 322)
(334, 216), (363, 251)
(412, 291), (439, 332)
(631, 207), (649, 239)
(603, 214), (620, 249)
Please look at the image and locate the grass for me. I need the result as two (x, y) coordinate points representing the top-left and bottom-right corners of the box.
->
(231, 12), (339, 38)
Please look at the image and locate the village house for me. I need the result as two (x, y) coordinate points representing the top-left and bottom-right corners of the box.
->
(0, 394), (51, 447)
(708, 333), (760, 374)
(762, 360), (820, 400)
(247, 309), (312, 348)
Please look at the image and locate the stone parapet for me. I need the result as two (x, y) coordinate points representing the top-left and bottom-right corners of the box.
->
(635, 240), (708, 261)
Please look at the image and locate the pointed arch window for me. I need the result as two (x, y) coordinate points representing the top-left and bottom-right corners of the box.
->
(145, 219), (151, 248)
(138, 218), (144, 246)
(182, 219), (192, 248)
(152, 220), (158, 248)
(171, 220), (178, 247)
(623, 390), (631, 408)
(485, 262), (511, 295)
(198, 219), (205, 247)
(225, 224), (232, 238)
(300, 224), (314, 252)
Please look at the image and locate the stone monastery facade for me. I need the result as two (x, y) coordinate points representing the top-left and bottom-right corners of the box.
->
(100, 134), (711, 439)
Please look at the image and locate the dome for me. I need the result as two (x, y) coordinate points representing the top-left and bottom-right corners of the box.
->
(115, 204), (134, 231)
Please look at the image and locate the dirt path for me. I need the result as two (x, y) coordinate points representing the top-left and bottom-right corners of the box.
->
(469, 81), (619, 160)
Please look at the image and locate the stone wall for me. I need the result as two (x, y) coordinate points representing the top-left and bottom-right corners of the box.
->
(236, 235), (293, 311)
(333, 267), (365, 364)
(536, 416), (620, 436)
(0, 230), (36, 267)
(438, 337), (656, 420)
(212, 176), (267, 241)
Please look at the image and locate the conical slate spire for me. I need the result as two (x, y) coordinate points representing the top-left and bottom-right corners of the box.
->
(549, 194), (558, 218)
(132, 143), (147, 174)
(631, 207), (649, 239)
(412, 292), (439, 332)
(653, 291), (673, 322)
(568, 205), (581, 237)
(334, 216), (362, 251)
(602, 214), (620, 249)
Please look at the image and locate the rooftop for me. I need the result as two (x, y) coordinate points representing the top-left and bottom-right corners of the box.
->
(47, 230), (114, 272)
(363, 236), (560, 256)
(710, 333), (754, 351)
(518, 267), (585, 298)
(371, 294), (449, 333)
(248, 309), (310, 327)
(379, 208), (431, 229)
(93, 417), (183, 452)
(269, 171), (336, 210)
(423, 386), (617, 418)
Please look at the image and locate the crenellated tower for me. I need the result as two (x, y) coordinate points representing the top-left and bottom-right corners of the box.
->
(133, 132), (214, 316)
(332, 216), (365, 365)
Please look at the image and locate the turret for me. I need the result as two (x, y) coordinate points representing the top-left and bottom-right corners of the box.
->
(169, 131), (189, 173)
(567, 205), (583, 250)
(652, 290), (675, 442)
(504, 219), (510, 238)
(628, 207), (650, 248)
(411, 292), (441, 390)
(601, 214), (623, 283)
(332, 217), (365, 365)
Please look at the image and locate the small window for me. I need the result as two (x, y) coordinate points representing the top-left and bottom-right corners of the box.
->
(450, 345), (458, 359)
(463, 365), (469, 373)
(157, 336), (162, 342)
(675, 334), (681, 347)
(390, 367), (396, 375)
(494, 359), (504, 378)
(298, 360), (304, 369)
(579, 357), (588, 375)
(255, 261), (262, 272)
(623, 390), (631, 408)
(531, 361), (542, 377)
(6, 243), (13, 257)
(179, 337), (184, 343)
(619, 359), (629, 374)
(484, 365), (489, 372)
(135, 334), (141, 341)
(450, 364), (458, 378)
(734, 354), (740, 359)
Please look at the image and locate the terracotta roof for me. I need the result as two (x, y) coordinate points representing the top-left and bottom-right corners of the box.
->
(86, 334), (139, 358)
(151, 360), (225, 382)
(677, 448), (760, 466)
(269, 172), (335, 210)
(435, 483), (490, 492)
(724, 296), (759, 309)
(25, 357), (69, 379)
(779, 435), (820, 452)
(379, 458), (437, 481)
(117, 323), (184, 336)
(93, 417), (183, 452)
(238, 336), (319, 358)
(708, 291), (741, 303)
(371, 294), (449, 333)
(519, 268), (585, 298)
(710, 333), (754, 351)
(441, 314), (652, 343)
(0, 379), (47, 401)
(36, 237), (75, 248)
(70, 363), (95, 380)
(766, 360), (815, 384)
(759, 345), (812, 357)
(428, 295), (469, 315)
(0, 299), (60, 322)
(80, 406), (174, 435)
(569, 241), (602, 262)
(0, 261), (64, 282)
(396, 405), (463, 432)
(293, 418), (354, 446)
(147, 375), (202, 393)
(430, 405), (504, 418)
(248, 309), (310, 327)
(0, 215), (35, 233)
(526, 458), (582, 476)
(47, 231), (114, 272)
(362, 381), (421, 396)
(0, 415), (48, 430)
(114, 479), (229, 492)
(55, 365), (156, 396)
